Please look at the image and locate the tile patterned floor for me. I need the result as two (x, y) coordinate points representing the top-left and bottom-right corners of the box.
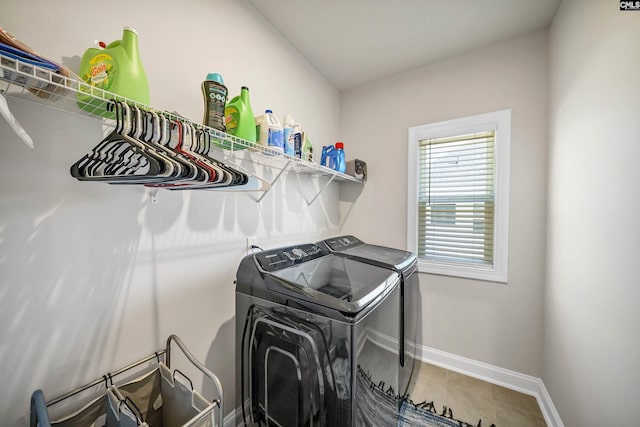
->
(407, 361), (547, 426)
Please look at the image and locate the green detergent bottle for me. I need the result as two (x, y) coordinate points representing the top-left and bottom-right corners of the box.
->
(222, 86), (256, 149)
(77, 27), (150, 116)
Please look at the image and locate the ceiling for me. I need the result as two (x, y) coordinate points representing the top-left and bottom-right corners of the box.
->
(248, 0), (560, 91)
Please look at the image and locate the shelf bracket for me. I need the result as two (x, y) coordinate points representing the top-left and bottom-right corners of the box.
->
(255, 160), (291, 203)
(306, 174), (336, 205)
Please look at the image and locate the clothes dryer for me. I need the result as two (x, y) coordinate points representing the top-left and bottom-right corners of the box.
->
(316, 235), (421, 396)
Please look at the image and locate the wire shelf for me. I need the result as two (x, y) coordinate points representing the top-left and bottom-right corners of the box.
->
(0, 51), (364, 188)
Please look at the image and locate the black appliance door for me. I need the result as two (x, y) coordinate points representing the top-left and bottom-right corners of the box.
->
(244, 306), (333, 427)
(265, 255), (399, 316)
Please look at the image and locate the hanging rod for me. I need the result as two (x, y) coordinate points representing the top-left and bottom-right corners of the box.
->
(45, 350), (165, 407)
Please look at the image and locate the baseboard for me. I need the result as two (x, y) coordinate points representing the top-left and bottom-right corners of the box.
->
(418, 345), (564, 427)
(535, 380), (565, 427)
(223, 408), (237, 427)
(364, 328), (563, 427)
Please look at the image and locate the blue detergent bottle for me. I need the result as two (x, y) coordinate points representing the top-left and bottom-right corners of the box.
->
(334, 142), (346, 173)
(321, 142), (346, 173)
(321, 145), (334, 169)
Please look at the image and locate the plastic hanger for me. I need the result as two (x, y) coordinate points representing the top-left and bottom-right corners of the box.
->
(69, 101), (270, 192)
(145, 120), (210, 189)
(199, 130), (247, 187)
(70, 101), (163, 182)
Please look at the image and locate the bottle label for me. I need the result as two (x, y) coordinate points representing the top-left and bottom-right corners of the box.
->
(84, 53), (114, 90)
(268, 129), (284, 150)
(283, 128), (294, 154)
(303, 137), (313, 162)
(207, 86), (227, 104)
(293, 133), (302, 158)
(205, 83), (227, 131)
(224, 106), (239, 134)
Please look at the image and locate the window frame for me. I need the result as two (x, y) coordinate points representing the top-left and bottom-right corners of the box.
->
(407, 109), (511, 283)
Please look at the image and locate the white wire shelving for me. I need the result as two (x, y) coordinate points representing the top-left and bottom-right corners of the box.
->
(0, 51), (364, 202)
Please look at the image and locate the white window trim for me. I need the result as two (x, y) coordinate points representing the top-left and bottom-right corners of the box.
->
(407, 109), (511, 283)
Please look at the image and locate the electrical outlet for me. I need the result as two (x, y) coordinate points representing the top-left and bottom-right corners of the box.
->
(246, 236), (258, 253)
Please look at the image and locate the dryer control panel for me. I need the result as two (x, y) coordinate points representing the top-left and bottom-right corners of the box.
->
(255, 244), (327, 272)
(322, 235), (364, 252)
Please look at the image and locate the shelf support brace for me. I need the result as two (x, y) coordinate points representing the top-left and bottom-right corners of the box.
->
(306, 174), (336, 206)
(255, 160), (291, 203)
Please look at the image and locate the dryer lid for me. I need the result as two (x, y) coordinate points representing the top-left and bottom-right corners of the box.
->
(320, 235), (416, 273)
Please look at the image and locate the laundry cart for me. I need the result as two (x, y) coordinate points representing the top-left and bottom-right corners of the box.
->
(317, 235), (421, 396)
(30, 335), (224, 427)
(235, 243), (403, 426)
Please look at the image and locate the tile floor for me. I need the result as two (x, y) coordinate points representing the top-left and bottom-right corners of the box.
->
(407, 360), (547, 426)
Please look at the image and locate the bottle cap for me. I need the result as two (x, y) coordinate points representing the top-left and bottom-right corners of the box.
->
(123, 26), (138, 35)
(335, 142), (344, 149)
(206, 73), (224, 84)
(265, 109), (273, 114)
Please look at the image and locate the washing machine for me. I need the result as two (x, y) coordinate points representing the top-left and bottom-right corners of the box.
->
(316, 235), (421, 397)
(235, 243), (403, 427)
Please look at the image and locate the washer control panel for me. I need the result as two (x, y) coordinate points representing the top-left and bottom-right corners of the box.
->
(255, 244), (327, 272)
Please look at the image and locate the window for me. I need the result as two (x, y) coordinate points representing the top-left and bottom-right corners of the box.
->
(407, 110), (510, 283)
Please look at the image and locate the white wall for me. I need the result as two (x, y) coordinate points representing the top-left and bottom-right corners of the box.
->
(340, 31), (549, 376)
(9, 1), (639, 425)
(0, 1), (342, 425)
(545, 1), (640, 425)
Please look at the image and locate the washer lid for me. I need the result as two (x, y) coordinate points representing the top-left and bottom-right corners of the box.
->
(266, 254), (400, 314)
(320, 235), (416, 273)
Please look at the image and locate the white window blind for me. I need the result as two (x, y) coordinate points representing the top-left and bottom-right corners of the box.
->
(418, 131), (495, 266)
(407, 109), (510, 283)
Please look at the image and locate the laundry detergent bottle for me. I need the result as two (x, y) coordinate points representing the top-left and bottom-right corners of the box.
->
(321, 145), (335, 169)
(223, 86), (256, 149)
(77, 27), (150, 115)
(303, 134), (314, 163)
(334, 141), (346, 172)
(293, 123), (303, 158)
(202, 73), (227, 132)
(321, 142), (345, 172)
(255, 109), (284, 153)
(282, 114), (295, 156)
